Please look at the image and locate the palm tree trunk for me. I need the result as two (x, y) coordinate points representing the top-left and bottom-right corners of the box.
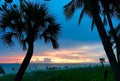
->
(106, 14), (120, 64)
(86, 0), (120, 81)
(101, 0), (120, 64)
(101, 63), (104, 69)
(15, 42), (34, 81)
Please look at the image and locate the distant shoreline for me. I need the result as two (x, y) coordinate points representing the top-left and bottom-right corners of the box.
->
(0, 62), (109, 64)
(0, 63), (110, 74)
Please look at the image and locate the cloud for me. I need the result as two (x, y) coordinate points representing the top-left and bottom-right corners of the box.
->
(0, 42), (107, 63)
(31, 43), (107, 63)
(43, 58), (52, 63)
(0, 55), (24, 63)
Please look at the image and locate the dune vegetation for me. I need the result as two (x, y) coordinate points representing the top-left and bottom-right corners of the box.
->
(0, 66), (115, 81)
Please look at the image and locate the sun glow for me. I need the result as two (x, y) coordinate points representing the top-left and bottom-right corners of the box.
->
(0, 44), (106, 63)
(0, 55), (24, 63)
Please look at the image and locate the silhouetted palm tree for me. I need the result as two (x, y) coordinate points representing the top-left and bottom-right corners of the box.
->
(0, 1), (60, 81)
(100, 0), (120, 64)
(86, 1), (120, 81)
(99, 58), (105, 69)
(64, 0), (120, 81)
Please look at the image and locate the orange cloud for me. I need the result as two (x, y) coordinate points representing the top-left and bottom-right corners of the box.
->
(0, 43), (107, 63)
(30, 44), (106, 63)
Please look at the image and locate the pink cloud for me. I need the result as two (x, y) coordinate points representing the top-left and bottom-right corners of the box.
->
(0, 43), (107, 63)
(0, 55), (24, 63)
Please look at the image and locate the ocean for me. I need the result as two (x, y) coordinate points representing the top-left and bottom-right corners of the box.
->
(0, 63), (102, 74)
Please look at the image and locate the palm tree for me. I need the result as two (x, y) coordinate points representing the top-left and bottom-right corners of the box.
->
(64, 0), (120, 64)
(99, 58), (105, 69)
(64, 0), (120, 81)
(0, 1), (60, 81)
(86, 1), (120, 81)
(100, 0), (120, 65)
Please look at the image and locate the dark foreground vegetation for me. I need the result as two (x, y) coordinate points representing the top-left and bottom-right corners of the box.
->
(0, 66), (115, 81)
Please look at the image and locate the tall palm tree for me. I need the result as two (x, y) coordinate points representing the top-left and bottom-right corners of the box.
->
(64, 0), (120, 64)
(99, 58), (105, 69)
(86, 1), (120, 81)
(64, 0), (120, 81)
(100, 0), (120, 64)
(0, 1), (60, 81)
(63, 0), (120, 63)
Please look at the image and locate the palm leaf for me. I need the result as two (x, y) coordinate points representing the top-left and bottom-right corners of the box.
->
(78, 8), (84, 25)
(0, 0), (60, 50)
(1, 32), (16, 46)
(49, 37), (59, 49)
(63, 0), (76, 19)
(5, 0), (13, 3)
(20, 39), (27, 51)
(43, 36), (59, 49)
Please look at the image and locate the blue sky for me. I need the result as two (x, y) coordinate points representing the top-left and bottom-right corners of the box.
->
(0, 0), (109, 63)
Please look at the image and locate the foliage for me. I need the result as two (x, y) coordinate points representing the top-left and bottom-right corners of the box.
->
(0, 0), (60, 49)
(99, 58), (105, 63)
(0, 67), (115, 81)
(0, 0), (61, 81)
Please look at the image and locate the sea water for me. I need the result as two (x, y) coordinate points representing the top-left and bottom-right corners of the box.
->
(0, 63), (101, 74)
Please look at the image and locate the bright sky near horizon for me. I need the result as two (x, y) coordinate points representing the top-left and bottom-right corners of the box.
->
(0, 0), (109, 63)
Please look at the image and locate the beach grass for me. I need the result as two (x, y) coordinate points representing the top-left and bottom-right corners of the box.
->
(0, 66), (115, 81)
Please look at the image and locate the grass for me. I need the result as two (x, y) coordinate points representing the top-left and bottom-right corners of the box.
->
(0, 66), (115, 81)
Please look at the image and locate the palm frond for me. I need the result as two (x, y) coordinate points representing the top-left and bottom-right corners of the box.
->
(63, 0), (76, 19)
(78, 8), (84, 25)
(20, 38), (27, 51)
(1, 32), (16, 46)
(45, 15), (55, 25)
(49, 37), (59, 49)
(63, 0), (84, 19)
(99, 58), (105, 63)
(0, 7), (23, 31)
(40, 24), (60, 42)
(5, 0), (13, 3)
(0, 1), (60, 50)
(41, 23), (60, 49)
(81, 1), (91, 16)
(46, 23), (60, 38)
(43, 36), (59, 49)
(75, 0), (84, 8)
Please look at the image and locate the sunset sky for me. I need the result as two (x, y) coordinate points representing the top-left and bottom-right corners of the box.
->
(0, 0), (117, 63)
